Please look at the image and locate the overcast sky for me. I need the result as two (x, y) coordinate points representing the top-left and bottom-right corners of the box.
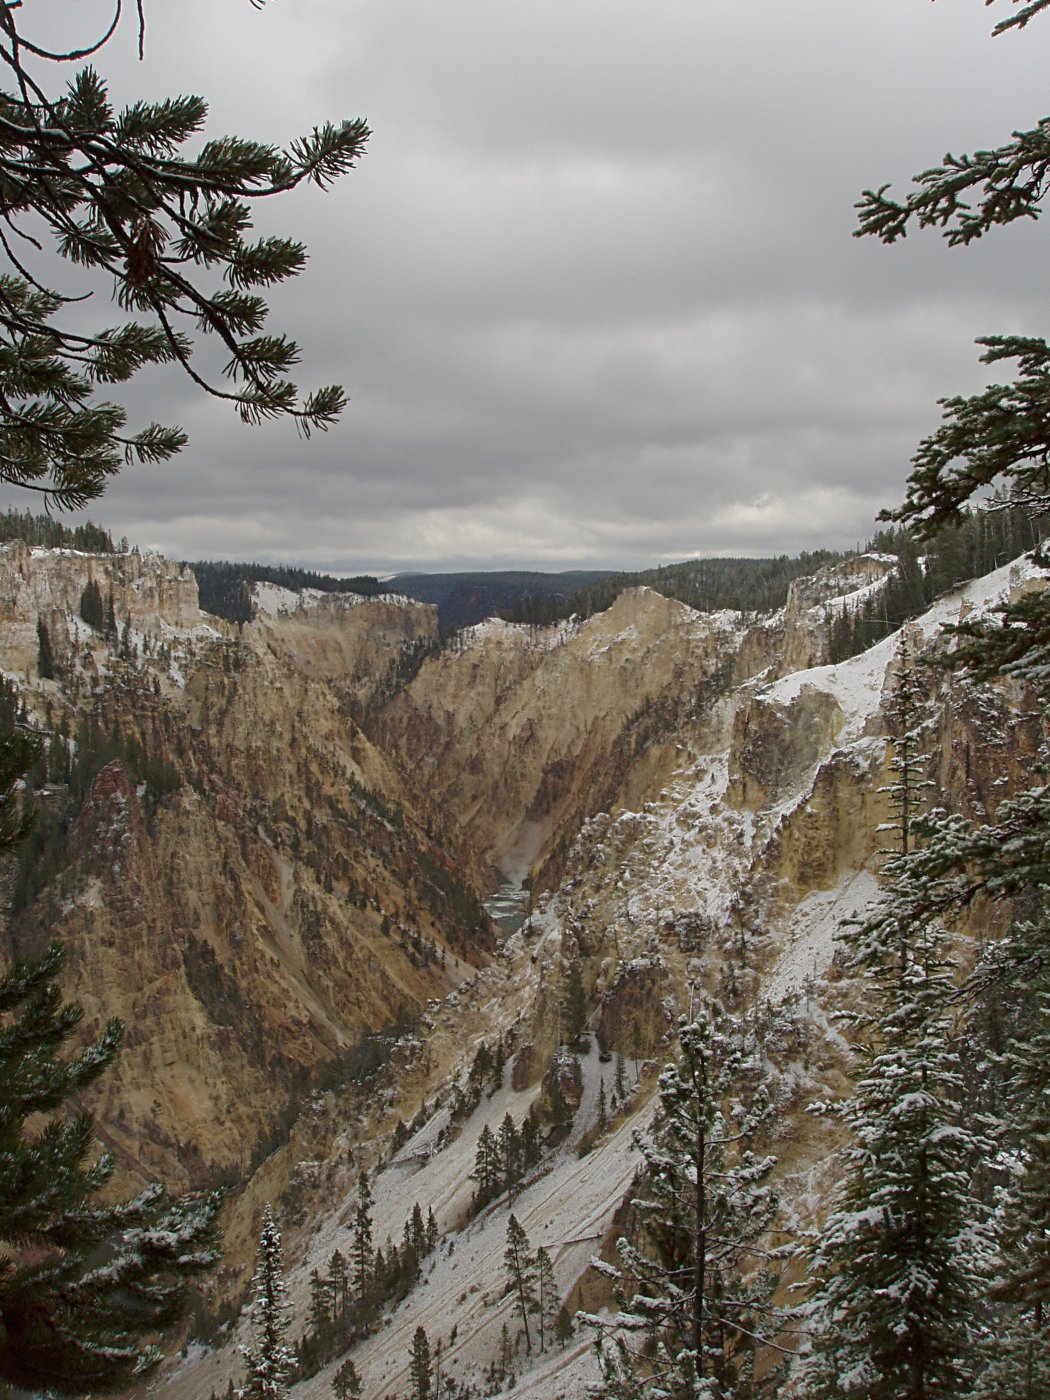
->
(7, 1), (1048, 573)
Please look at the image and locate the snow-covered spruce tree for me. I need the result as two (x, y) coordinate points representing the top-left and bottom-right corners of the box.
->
(847, 0), (1050, 1043)
(837, 542), (1050, 1391)
(240, 1206), (295, 1400)
(587, 1006), (787, 1399)
(960, 806), (1050, 1388)
(350, 1171), (375, 1331)
(0, 934), (222, 1393)
(800, 650), (991, 1398)
(877, 635), (933, 874)
(850, 0), (1050, 1251)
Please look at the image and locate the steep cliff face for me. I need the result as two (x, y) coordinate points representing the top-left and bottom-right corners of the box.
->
(1, 554), (489, 1189)
(0, 540), (203, 677)
(247, 583), (439, 716)
(779, 552), (898, 674)
(366, 587), (761, 882)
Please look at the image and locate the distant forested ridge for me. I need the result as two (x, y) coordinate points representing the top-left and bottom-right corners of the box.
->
(497, 501), (1048, 652)
(6, 502), (1039, 645)
(395, 571), (616, 633)
(188, 561), (391, 624)
(0, 509), (116, 553)
(504, 551), (846, 627)
(827, 500), (1049, 662)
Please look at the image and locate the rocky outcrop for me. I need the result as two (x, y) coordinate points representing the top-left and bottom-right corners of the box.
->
(0, 541), (202, 678)
(247, 584), (438, 716)
(780, 553), (897, 674)
(0, 540), (201, 630)
(596, 954), (675, 1060)
(728, 683), (847, 811)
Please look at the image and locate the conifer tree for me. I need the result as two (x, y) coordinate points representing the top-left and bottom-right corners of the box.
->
(472, 1123), (501, 1207)
(801, 653), (991, 1398)
(521, 1107), (542, 1169)
(631, 1022), (643, 1080)
(615, 1050), (628, 1102)
(499, 1112), (521, 1197)
(863, 583), (1050, 1394)
(0, 5), (369, 510)
(555, 1305), (575, 1349)
(410, 1201), (427, 1261)
(588, 1008), (786, 1398)
(802, 926), (991, 1396)
(878, 635), (932, 868)
(966, 920), (1050, 1395)
(0, 939), (222, 1393)
(496, 1320), (515, 1387)
(400, 1215), (420, 1292)
(306, 1268), (332, 1360)
(504, 1214), (537, 1354)
(563, 955), (587, 1045)
(469, 1042), (494, 1088)
(328, 1248), (349, 1344)
(350, 1173), (374, 1323)
(332, 1356), (362, 1400)
(536, 1245), (559, 1353)
(491, 1037), (506, 1093)
(36, 617), (55, 680)
(371, 1242), (386, 1298)
(79, 579), (105, 631)
(837, 3), (1050, 943)
(240, 1206), (295, 1400)
(546, 1073), (574, 1138)
(409, 1324), (432, 1400)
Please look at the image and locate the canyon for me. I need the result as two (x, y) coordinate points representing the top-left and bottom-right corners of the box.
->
(0, 539), (1040, 1397)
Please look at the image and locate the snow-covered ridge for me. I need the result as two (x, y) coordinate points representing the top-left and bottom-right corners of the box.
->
(457, 614), (584, 653)
(455, 587), (745, 659)
(763, 553), (1045, 741)
(250, 582), (416, 618)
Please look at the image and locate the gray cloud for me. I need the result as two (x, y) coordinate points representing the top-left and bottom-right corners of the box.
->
(8, 0), (1048, 572)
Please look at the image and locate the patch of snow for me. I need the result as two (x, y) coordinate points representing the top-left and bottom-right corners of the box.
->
(764, 869), (882, 1004)
(251, 583), (304, 617)
(251, 584), (416, 619)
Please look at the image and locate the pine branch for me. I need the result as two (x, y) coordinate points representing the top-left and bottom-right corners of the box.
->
(0, 8), (368, 504)
(989, 0), (1050, 36)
